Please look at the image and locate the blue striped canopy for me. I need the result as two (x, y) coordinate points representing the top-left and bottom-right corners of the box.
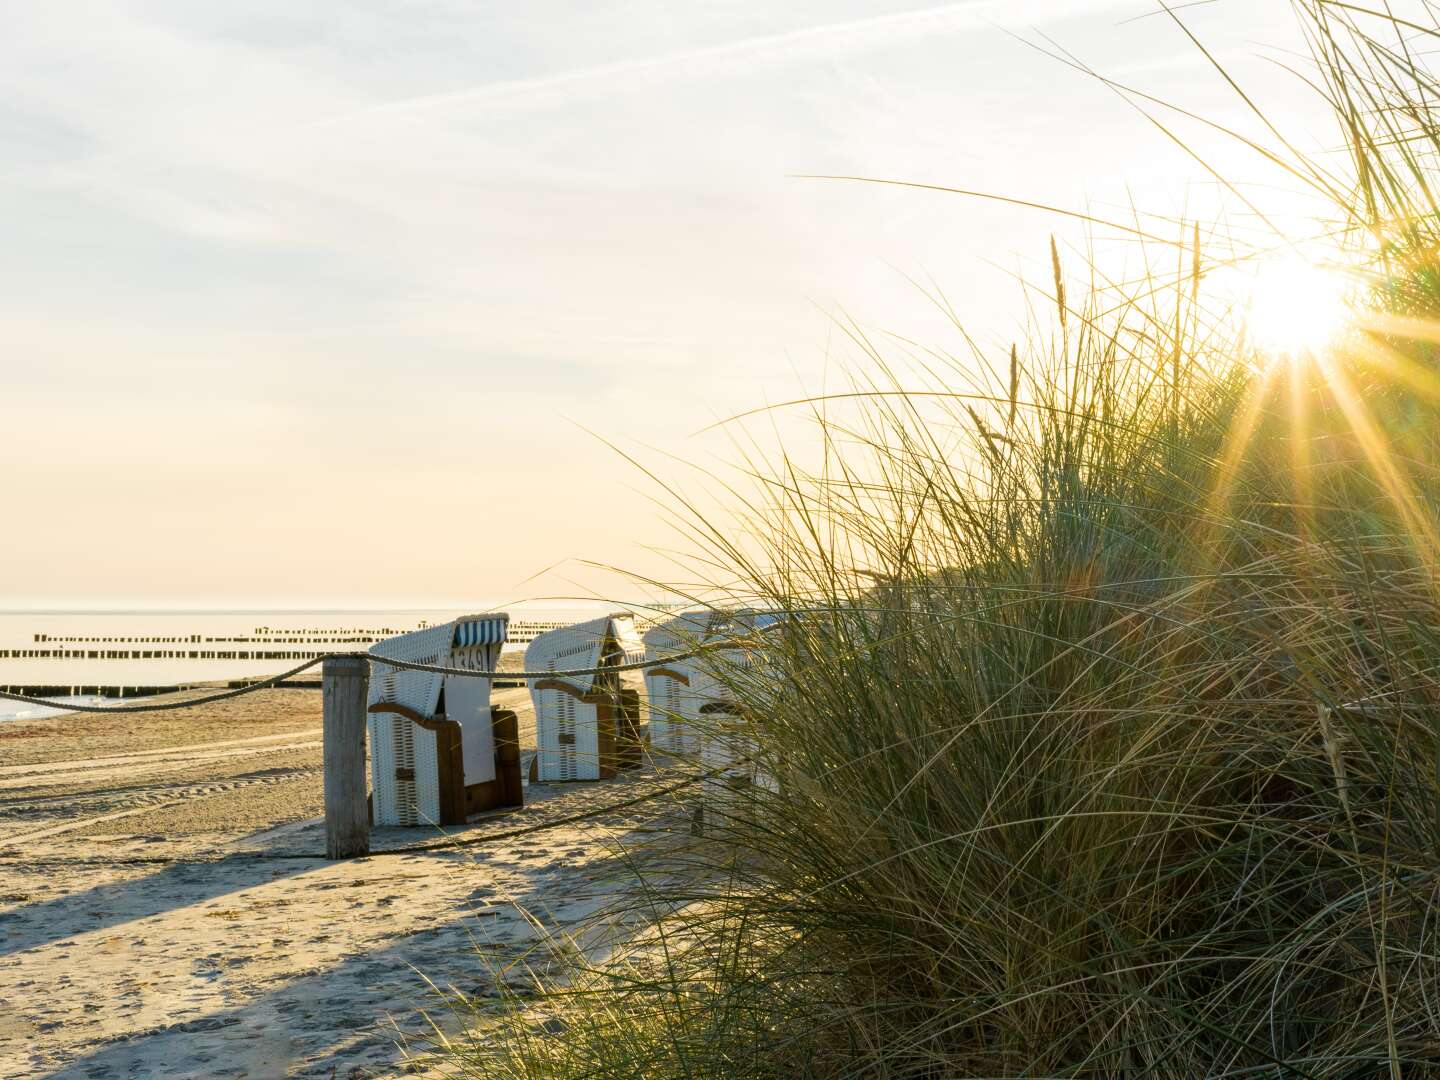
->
(453, 617), (509, 647)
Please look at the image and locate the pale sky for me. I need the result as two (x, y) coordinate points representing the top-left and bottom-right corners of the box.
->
(2, 1), (1329, 608)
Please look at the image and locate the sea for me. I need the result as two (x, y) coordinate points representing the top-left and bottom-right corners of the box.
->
(0, 606), (610, 721)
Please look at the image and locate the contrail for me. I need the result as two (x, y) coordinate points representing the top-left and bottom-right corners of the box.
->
(305, 0), (1118, 127)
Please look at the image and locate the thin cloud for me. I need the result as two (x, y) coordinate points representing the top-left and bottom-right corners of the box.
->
(304, 0), (1121, 128)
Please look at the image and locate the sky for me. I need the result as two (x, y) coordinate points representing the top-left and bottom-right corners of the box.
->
(1, 1), (1338, 608)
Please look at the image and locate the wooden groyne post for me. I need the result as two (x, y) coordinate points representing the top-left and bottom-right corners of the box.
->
(323, 655), (370, 859)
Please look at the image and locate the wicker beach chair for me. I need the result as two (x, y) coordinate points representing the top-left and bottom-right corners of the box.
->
(526, 614), (645, 781)
(641, 610), (717, 756)
(691, 610), (789, 799)
(367, 615), (522, 826)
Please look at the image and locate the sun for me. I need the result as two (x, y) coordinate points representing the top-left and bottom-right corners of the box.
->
(1245, 255), (1351, 355)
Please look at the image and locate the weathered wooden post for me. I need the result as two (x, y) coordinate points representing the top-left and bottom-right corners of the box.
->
(323, 655), (370, 859)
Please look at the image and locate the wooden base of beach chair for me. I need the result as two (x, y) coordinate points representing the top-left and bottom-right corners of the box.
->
(594, 688), (646, 775)
(616, 688), (644, 770)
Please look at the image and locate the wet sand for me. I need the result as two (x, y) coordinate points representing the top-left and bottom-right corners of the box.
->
(0, 684), (683, 1078)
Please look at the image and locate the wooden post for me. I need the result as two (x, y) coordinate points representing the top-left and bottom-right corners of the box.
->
(323, 655), (370, 859)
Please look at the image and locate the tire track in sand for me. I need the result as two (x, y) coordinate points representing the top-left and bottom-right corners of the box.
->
(0, 739), (322, 793)
(0, 766), (321, 850)
(0, 729), (322, 783)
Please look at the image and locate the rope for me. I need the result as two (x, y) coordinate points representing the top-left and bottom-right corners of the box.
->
(0, 641), (757, 714)
(365, 644), (720, 679)
(0, 656), (326, 713)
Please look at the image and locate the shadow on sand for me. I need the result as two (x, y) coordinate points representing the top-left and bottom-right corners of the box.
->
(22, 826), (656, 1079)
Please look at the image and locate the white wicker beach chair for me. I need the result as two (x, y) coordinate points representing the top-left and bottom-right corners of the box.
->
(641, 610), (716, 756)
(526, 614), (645, 781)
(368, 614), (513, 826)
(692, 610), (788, 796)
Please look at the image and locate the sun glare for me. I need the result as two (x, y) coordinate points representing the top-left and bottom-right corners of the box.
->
(1246, 256), (1351, 355)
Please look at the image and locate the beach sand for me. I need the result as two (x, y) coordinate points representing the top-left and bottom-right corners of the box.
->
(0, 684), (684, 1078)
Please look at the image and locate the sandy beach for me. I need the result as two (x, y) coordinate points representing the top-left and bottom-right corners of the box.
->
(0, 684), (682, 1078)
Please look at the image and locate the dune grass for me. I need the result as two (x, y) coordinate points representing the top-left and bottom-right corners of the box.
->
(445, 5), (1440, 1077)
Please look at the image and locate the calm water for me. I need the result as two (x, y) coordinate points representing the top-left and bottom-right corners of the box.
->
(0, 607), (605, 720)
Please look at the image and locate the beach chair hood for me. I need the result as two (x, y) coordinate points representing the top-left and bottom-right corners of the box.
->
(370, 614), (508, 715)
(641, 610), (716, 657)
(370, 613), (509, 787)
(523, 613), (643, 698)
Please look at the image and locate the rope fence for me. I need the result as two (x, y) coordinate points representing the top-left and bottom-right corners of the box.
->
(1, 631), (766, 861)
(366, 645), (716, 680)
(0, 657), (327, 714)
(0, 642), (746, 715)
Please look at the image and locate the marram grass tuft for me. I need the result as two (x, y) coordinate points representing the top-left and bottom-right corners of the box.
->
(447, 6), (1440, 1077)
